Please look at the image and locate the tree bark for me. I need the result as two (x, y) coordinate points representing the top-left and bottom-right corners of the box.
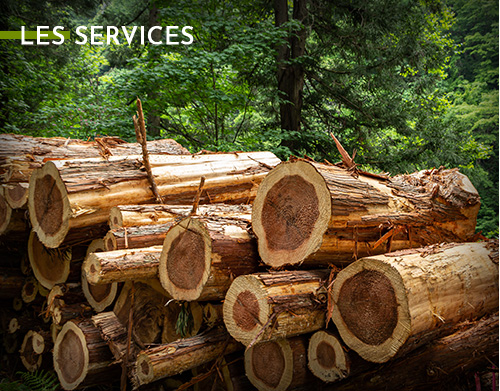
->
(159, 215), (259, 301)
(328, 313), (499, 391)
(28, 151), (280, 248)
(245, 335), (318, 391)
(330, 241), (499, 363)
(104, 223), (175, 251)
(53, 319), (120, 390)
(134, 328), (242, 387)
(223, 270), (329, 346)
(252, 160), (481, 268)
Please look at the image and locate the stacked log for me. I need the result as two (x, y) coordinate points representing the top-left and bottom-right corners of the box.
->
(1, 134), (497, 391)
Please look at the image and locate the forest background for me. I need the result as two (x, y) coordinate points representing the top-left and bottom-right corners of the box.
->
(0, 0), (498, 236)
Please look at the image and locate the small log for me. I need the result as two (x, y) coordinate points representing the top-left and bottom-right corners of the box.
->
(4, 182), (29, 209)
(8, 313), (36, 334)
(109, 203), (251, 229)
(53, 319), (120, 390)
(0, 189), (28, 238)
(329, 313), (499, 391)
(162, 301), (203, 343)
(307, 330), (351, 382)
(81, 239), (117, 312)
(0, 267), (24, 298)
(27, 231), (72, 289)
(223, 270), (329, 346)
(47, 283), (86, 314)
(84, 246), (162, 285)
(251, 160), (481, 267)
(51, 302), (93, 326)
(29, 152), (280, 248)
(20, 330), (52, 372)
(159, 215), (260, 301)
(21, 276), (39, 303)
(330, 241), (499, 363)
(134, 328), (242, 387)
(244, 335), (318, 391)
(104, 223), (174, 251)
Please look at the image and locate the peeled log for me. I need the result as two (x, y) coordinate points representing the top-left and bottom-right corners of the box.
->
(159, 215), (259, 301)
(29, 151), (280, 248)
(134, 328), (242, 387)
(223, 270), (329, 346)
(81, 240), (117, 312)
(53, 319), (120, 390)
(330, 241), (499, 363)
(84, 246), (162, 285)
(244, 336), (317, 391)
(27, 231), (72, 289)
(251, 160), (480, 268)
(329, 313), (499, 391)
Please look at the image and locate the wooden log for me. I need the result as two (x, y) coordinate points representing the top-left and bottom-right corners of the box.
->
(134, 328), (242, 387)
(0, 134), (189, 183)
(203, 302), (224, 328)
(81, 239), (117, 312)
(109, 203), (252, 229)
(28, 151), (280, 248)
(104, 223), (174, 251)
(47, 283), (86, 314)
(52, 302), (93, 326)
(159, 215), (260, 301)
(329, 313), (499, 391)
(4, 182), (29, 209)
(21, 276), (39, 303)
(0, 267), (24, 298)
(84, 246), (163, 285)
(251, 160), (481, 267)
(0, 188), (28, 238)
(20, 330), (52, 372)
(307, 330), (351, 382)
(244, 335), (317, 391)
(53, 319), (120, 390)
(223, 270), (329, 346)
(330, 241), (499, 363)
(162, 301), (203, 343)
(27, 231), (72, 289)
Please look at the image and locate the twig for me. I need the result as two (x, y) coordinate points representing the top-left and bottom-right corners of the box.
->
(191, 177), (206, 216)
(134, 98), (163, 204)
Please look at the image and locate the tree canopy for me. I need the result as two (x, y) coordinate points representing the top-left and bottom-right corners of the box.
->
(0, 0), (497, 236)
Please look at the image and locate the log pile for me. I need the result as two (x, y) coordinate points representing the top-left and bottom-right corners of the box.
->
(0, 134), (497, 391)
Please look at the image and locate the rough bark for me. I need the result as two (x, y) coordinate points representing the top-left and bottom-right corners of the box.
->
(328, 313), (499, 391)
(53, 319), (120, 390)
(84, 246), (163, 285)
(159, 215), (260, 301)
(28, 151), (280, 248)
(134, 328), (242, 387)
(81, 239), (117, 312)
(245, 335), (318, 391)
(223, 270), (329, 346)
(104, 223), (175, 251)
(330, 241), (499, 363)
(252, 160), (481, 268)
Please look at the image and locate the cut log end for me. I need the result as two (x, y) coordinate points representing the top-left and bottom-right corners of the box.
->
(245, 339), (292, 391)
(28, 231), (72, 290)
(108, 207), (123, 230)
(307, 331), (349, 382)
(136, 354), (154, 385)
(159, 217), (211, 301)
(222, 275), (269, 346)
(28, 161), (71, 248)
(5, 182), (29, 209)
(20, 331), (43, 372)
(252, 161), (331, 267)
(0, 191), (12, 235)
(53, 321), (88, 390)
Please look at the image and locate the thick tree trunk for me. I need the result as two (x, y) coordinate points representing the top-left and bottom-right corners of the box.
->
(223, 270), (329, 346)
(81, 239), (117, 312)
(159, 215), (259, 301)
(252, 160), (481, 268)
(27, 231), (72, 289)
(53, 319), (120, 390)
(245, 335), (318, 391)
(29, 151), (280, 248)
(84, 246), (163, 285)
(330, 241), (498, 363)
(328, 313), (499, 391)
(134, 328), (242, 387)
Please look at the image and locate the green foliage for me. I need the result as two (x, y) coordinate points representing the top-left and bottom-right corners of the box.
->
(0, 370), (59, 391)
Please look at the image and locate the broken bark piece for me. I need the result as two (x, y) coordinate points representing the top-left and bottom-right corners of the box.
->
(159, 215), (260, 301)
(330, 241), (499, 363)
(245, 335), (317, 391)
(53, 319), (120, 390)
(223, 270), (329, 346)
(27, 231), (72, 289)
(134, 328), (242, 387)
(28, 152), (280, 248)
(251, 160), (481, 267)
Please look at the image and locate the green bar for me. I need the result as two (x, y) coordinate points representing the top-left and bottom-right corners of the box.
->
(0, 31), (70, 40)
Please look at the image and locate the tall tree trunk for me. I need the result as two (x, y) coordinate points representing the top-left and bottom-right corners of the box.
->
(275, 0), (307, 151)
